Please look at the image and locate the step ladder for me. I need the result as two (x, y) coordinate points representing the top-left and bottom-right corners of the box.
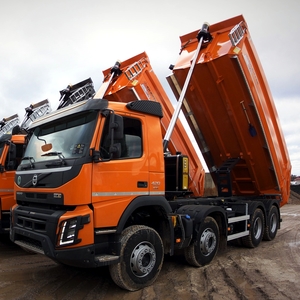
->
(69, 84), (94, 104)
(216, 157), (240, 197)
(0, 114), (20, 137)
(20, 99), (51, 130)
(229, 21), (246, 46)
(124, 58), (147, 81)
(57, 78), (95, 109)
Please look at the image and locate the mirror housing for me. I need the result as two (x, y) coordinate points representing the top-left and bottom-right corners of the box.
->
(6, 142), (17, 171)
(110, 142), (121, 159)
(90, 148), (100, 162)
(109, 114), (124, 140)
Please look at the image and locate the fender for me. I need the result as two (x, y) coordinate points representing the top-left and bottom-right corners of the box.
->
(176, 204), (228, 251)
(263, 199), (282, 229)
(260, 198), (280, 215)
(116, 195), (172, 233)
(116, 195), (175, 255)
(176, 204), (227, 224)
(249, 198), (281, 229)
(246, 200), (266, 216)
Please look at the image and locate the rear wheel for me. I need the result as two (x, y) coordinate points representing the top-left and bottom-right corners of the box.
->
(263, 205), (279, 241)
(184, 216), (219, 267)
(109, 225), (164, 291)
(243, 208), (264, 248)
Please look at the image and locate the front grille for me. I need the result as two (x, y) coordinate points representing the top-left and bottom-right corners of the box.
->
(25, 193), (48, 199)
(13, 206), (66, 245)
(16, 215), (47, 233)
(16, 192), (64, 206)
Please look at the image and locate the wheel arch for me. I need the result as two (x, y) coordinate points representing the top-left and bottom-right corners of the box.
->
(177, 205), (227, 229)
(261, 199), (281, 228)
(260, 198), (281, 241)
(247, 199), (281, 230)
(116, 196), (173, 254)
(247, 200), (266, 222)
(177, 204), (227, 249)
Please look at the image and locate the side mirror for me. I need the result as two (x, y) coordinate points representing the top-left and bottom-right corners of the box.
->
(6, 143), (17, 171)
(12, 125), (21, 135)
(108, 113), (124, 159)
(9, 143), (16, 159)
(90, 148), (100, 162)
(109, 114), (124, 140)
(110, 142), (121, 159)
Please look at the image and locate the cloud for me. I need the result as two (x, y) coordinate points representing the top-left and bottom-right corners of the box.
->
(0, 0), (299, 175)
(275, 97), (300, 174)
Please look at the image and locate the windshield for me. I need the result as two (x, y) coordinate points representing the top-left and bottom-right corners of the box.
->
(21, 111), (98, 164)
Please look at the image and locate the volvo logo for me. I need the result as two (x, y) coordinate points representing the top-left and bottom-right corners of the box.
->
(32, 174), (38, 186)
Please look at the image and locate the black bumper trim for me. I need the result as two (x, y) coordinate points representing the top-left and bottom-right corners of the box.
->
(11, 227), (118, 268)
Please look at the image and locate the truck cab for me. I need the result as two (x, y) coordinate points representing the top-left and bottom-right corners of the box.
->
(11, 99), (171, 266)
(0, 134), (26, 233)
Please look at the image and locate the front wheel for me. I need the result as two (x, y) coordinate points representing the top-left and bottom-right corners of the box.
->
(184, 216), (219, 267)
(109, 225), (164, 291)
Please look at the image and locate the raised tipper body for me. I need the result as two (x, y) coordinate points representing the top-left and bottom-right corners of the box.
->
(167, 15), (291, 205)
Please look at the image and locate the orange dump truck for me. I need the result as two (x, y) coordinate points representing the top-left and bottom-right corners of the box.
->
(0, 101), (51, 234)
(0, 79), (94, 234)
(10, 15), (290, 291)
(0, 132), (25, 233)
(167, 15), (291, 206)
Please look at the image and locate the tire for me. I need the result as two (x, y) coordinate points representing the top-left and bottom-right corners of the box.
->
(109, 225), (164, 291)
(242, 208), (264, 248)
(263, 205), (279, 241)
(184, 216), (219, 267)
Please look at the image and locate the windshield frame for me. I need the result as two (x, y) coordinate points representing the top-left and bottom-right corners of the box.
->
(20, 111), (98, 166)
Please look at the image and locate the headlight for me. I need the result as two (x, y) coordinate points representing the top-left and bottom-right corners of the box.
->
(57, 214), (90, 247)
(58, 218), (78, 246)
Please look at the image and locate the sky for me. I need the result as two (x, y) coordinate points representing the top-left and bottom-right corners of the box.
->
(1, 0), (300, 174)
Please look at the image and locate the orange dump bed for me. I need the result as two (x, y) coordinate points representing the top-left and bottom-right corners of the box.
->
(97, 52), (205, 196)
(167, 15), (291, 205)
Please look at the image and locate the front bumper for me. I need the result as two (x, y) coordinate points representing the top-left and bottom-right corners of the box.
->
(10, 205), (120, 268)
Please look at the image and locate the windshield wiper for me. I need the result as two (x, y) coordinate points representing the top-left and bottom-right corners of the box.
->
(21, 156), (35, 169)
(42, 151), (66, 166)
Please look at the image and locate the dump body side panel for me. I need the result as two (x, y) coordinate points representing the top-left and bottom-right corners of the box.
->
(97, 52), (205, 196)
(168, 15), (291, 205)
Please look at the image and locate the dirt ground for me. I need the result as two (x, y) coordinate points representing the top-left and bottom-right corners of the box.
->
(1, 192), (300, 300)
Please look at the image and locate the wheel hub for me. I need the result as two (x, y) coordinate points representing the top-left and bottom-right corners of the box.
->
(200, 228), (216, 256)
(130, 242), (156, 277)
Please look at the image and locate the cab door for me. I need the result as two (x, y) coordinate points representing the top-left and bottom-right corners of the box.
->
(92, 114), (149, 228)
